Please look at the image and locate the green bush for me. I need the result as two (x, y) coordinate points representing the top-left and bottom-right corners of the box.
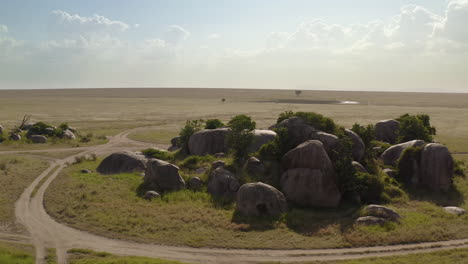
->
(180, 155), (215, 170)
(396, 145), (424, 184)
(354, 172), (385, 204)
(142, 148), (174, 161)
(227, 114), (256, 162)
(258, 127), (291, 161)
(454, 159), (466, 177)
(205, 119), (225, 129)
(351, 123), (375, 149)
(397, 114), (436, 143)
(27, 122), (55, 136)
(332, 134), (357, 195)
(276, 111), (337, 134)
(178, 119), (205, 148)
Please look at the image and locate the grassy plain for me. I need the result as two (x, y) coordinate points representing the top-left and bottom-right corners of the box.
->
(1, 88), (468, 152)
(0, 155), (49, 233)
(67, 249), (191, 264)
(44, 158), (468, 249)
(0, 242), (35, 264)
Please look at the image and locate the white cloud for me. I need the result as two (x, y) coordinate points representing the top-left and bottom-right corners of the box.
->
(50, 10), (129, 35)
(434, 0), (468, 43)
(0, 25), (8, 33)
(163, 25), (190, 45)
(207, 33), (220, 40)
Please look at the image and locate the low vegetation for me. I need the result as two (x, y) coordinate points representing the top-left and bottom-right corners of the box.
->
(0, 242), (35, 264)
(68, 249), (191, 264)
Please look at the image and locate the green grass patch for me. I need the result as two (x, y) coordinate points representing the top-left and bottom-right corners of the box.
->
(68, 248), (192, 264)
(44, 160), (468, 250)
(0, 242), (34, 264)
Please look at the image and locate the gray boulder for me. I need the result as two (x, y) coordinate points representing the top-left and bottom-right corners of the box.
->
(80, 169), (92, 174)
(188, 177), (203, 190)
(282, 140), (335, 177)
(443, 206), (466, 216)
(383, 168), (397, 178)
(188, 128), (229, 155)
(10, 133), (21, 141)
(245, 157), (265, 175)
(97, 151), (147, 175)
(345, 129), (365, 162)
(45, 127), (55, 134)
(355, 216), (386, 226)
(144, 159), (185, 192)
(62, 129), (76, 140)
(352, 161), (367, 173)
(281, 168), (341, 208)
(144, 191), (161, 200)
(364, 204), (401, 222)
(211, 160), (225, 170)
(248, 130), (276, 153)
(236, 182), (288, 217)
(207, 167), (240, 200)
(274, 117), (317, 147)
(170, 136), (180, 147)
(381, 140), (425, 167)
(375, 119), (400, 144)
(310, 131), (340, 156)
(30, 135), (47, 144)
(420, 143), (453, 191)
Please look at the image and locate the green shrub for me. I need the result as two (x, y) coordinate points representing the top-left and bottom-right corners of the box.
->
(397, 114), (436, 143)
(205, 119), (225, 129)
(454, 159), (466, 177)
(227, 114), (256, 162)
(79, 133), (93, 143)
(276, 111), (337, 134)
(354, 172), (385, 204)
(351, 123), (375, 149)
(27, 122), (54, 136)
(332, 134), (357, 195)
(178, 119), (205, 149)
(142, 148), (174, 161)
(0, 132), (4, 143)
(180, 155), (215, 170)
(396, 145), (424, 184)
(258, 127), (291, 161)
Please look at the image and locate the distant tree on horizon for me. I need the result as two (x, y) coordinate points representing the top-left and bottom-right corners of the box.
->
(221, 98), (226, 103)
(295, 90), (302, 97)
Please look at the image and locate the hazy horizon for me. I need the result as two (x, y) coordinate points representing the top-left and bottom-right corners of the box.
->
(1, 0), (467, 93)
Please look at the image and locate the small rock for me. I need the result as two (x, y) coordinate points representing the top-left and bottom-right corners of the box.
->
(195, 167), (208, 174)
(211, 160), (225, 170)
(444, 206), (466, 216)
(62, 129), (76, 140)
(10, 133), (21, 141)
(365, 204), (401, 222)
(144, 191), (161, 200)
(355, 216), (386, 226)
(80, 169), (92, 174)
(30, 135), (47, 144)
(188, 177), (203, 190)
(245, 157), (265, 175)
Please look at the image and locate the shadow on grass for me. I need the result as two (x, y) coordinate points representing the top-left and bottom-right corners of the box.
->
(404, 183), (465, 206)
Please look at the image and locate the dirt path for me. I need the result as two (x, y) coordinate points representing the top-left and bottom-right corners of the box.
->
(1, 129), (467, 264)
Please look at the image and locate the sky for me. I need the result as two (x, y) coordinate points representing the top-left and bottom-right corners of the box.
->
(0, 0), (467, 92)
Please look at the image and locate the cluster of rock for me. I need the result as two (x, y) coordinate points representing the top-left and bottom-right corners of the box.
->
(355, 205), (401, 225)
(0, 122), (77, 143)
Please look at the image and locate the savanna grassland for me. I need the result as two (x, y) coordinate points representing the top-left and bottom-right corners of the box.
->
(0, 242), (35, 264)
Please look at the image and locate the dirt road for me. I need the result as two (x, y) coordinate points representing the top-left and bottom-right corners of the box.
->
(1, 129), (467, 264)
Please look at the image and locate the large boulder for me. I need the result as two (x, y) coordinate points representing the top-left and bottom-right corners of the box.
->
(381, 140), (425, 167)
(364, 204), (401, 222)
(274, 117), (317, 148)
(30, 135), (47, 144)
(281, 168), (341, 208)
(420, 143), (453, 191)
(310, 131), (340, 156)
(188, 177), (203, 190)
(345, 129), (365, 162)
(188, 128), (229, 155)
(97, 151), (147, 175)
(248, 130), (276, 153)
(144, 159), (185, 192)
(245, 157), (265, 175)
(62, 129), (76, 140)
(352, 161), (367, 173)
(444, 206), (466, 216)
(207, 167), (240, 200)
(282, 140), (335, 176)
(236, 182), (288, 217)
(375, 119), (400, 144)
(355, 216), (386, 226)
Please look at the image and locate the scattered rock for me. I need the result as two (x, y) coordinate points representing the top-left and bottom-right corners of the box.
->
(364, 204), (401, 222)
(62, 129), (76, 140)
(352, 161), (367, 173)
(207, 167), (240, 200)
(310, 131), (340, 156)
(188, 177), (203, 190)
(443, 206), (466, 216)
(345, 129), (366, 162)
(188, 128), (229, 155)
(375, 119), (400, 144)
(80, 169), (92, 174)
(383, 168), (397, 178)
(420, 143), (453, 191)
(144, 191), (161, 200)
(21, 123), (35, 130)
(245, 157), (265, 175)
(10, 133), (21, 141)
(248, 130), (277, 153)
(30, 135), (47, 144)
(97, 151), (147, 175)
(274, 117), (317, 147)
(144, 159), (185, 192)
(381, 140), (425, 167)
(211, 160), (225, 170)
(355, 216), (386, 226)
(194, 167), (208, 174)
(281, 168), (341, 208)
(236, 182), (288, 217)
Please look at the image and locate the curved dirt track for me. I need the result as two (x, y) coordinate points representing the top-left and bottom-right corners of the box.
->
(1, 129), (467, 264)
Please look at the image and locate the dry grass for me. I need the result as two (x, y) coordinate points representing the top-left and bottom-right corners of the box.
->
(0, 155), (49, 233)
(44, 159), (468, 250)
(67, 248), (191, 264)
(0, 242), (34, 264)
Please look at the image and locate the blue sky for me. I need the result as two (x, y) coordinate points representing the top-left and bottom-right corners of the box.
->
(0, 0), (467, 92)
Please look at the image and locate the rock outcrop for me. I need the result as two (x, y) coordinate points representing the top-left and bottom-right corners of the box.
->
(345, 129), (365, 162)
(274, 117), (317, 148)
(236, 182), (288, 217)
(310, 131), (340, 156)
(97, 151), (147, 175)
(248, 130), (276, 153)
(207, 167), (240, 200)
(188, 128), (229, 155)
(364, 204), (401, 222)
(144, 159), (185, 192)
(62, 129), (76, 140)
(30, 135), (47, 144)
(375, 119), (400, 144)
(420, 143), (453, 191)
(381, 140), (425, 167)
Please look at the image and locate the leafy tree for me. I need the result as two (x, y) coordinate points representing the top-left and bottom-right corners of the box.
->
(178, 119), (205, 149)
(351, 123), (375, 149)
(397, 114), (436, 143)
(205, 119), (225, 129)
(295, 90), (302, 96)
(227, 114), (256, 162)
